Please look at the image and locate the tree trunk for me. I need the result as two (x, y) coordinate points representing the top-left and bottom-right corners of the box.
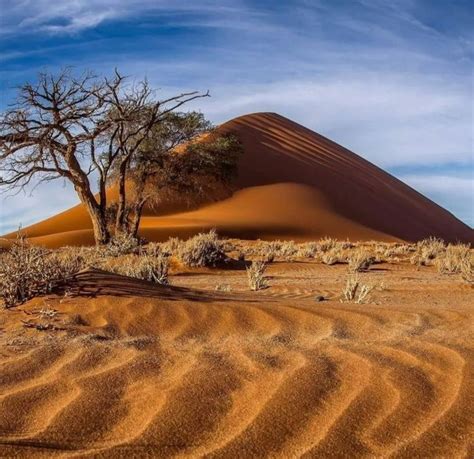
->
(88, 204), (110, 245)
(75, 185), (110, 245)
(130, 200), (146, 240)
(115, 160), (128, 233)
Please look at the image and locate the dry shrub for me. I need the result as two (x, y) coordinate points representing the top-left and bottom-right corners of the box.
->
(161, 237), (181, 255)
(460, 257), (473, 284)
(105, 254), (169, 284)
(143, 242), (163, 257)
(319, 237), (338, 252)
(321, 249), (341, 265)
(0, 239), (83, 308)
(278, 241), (298, 260)
(256, 240), (297, 262)
(261, 242), (278, 263)
(411, 237), (445, 266)
(379, 243), (413, 262)
(101, 232), (141, 257)
(348, 250), (375, 272)
(435, 243), (471, 275)
(297, 242), (318, 258)
(247, 261), (268, 291)
(178, 230), (226, 267)
(341, 274), (375, 304)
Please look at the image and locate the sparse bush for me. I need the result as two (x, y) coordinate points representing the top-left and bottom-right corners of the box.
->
(321, 249), (340, 265)
(101, 232), (141, 257)
(460, 256), (474, 284)
(411, 237), (445, 266)
(162, 237), (181, 256)
(143, 242), (163, 257)
(247, 261), (268, 291)
(348, 250), (375, 272)
(435, 243), (471, 275)
(0, 239), (83, 308)
(279, 241), (298, 260)
(106, 254), (169, 284)
(178, 230), (226, 267)
(261, 243), (277, 263)
(418, 237), (445, 258)
(319, 237), (338, 252)
(341, 274), (359, 301)
(215, 284), (232, 292)
(341, 274), (375, 304)
(298, 242), (318, 258)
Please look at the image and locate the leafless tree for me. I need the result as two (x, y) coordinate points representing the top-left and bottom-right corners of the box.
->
(0, 69), (209, 244)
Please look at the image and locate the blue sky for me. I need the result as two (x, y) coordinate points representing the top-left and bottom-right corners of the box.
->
(0, 0), (472, 233)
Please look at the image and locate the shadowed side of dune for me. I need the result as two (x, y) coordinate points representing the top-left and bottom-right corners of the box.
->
(218, 113), (473, 243)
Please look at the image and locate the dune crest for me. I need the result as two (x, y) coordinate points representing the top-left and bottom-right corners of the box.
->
(2, 112), (472, 247)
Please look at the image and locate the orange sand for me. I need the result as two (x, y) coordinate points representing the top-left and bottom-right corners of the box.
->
(0, 261), (473, 457)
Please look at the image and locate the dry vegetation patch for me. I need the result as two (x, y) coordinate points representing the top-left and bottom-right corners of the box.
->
(176, 230), (226, 267)
(247, 261), (268, 291)
(2, 233), (471, 307)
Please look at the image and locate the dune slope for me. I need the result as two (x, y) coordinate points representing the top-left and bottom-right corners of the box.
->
(2, 112), (472, 247)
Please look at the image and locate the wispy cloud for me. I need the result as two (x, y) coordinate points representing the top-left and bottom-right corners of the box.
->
(0, 0), (472, 230)
(0, 1), (250, 34)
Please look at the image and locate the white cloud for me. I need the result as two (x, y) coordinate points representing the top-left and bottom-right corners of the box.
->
(181, 73), (472, 168)
(0, 180), (79, 235)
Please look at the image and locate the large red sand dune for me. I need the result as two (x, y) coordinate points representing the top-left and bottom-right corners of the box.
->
(2, 113), (472, 247)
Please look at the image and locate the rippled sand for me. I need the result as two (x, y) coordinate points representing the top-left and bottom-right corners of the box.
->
(1, 262), (473, 457)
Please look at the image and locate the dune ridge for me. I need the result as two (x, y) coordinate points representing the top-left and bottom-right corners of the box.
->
(2, 112), (472, 247)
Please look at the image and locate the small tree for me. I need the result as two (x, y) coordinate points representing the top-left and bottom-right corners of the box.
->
(0, 69), (209, 244)
(122, 114), (243, 238)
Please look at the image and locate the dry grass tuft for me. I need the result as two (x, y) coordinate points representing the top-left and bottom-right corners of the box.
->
(411, 237), (445, 267)
(247, 261), (268, 291)
(101, 232), (141, 257)
(348, 250), (375, 272)
(105, 254), (170, 284)
(0, 238), (83, 308)
(319, 237), (338, 252)
(177, 230), (226, 267)
(435, 243), (471, 276)
(321, 249), (341, 265)
(297, 242), (318, 258)
(341, 274), (375, 304)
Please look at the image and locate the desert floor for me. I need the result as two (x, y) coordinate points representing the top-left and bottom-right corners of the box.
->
(0, 257), (473, 458)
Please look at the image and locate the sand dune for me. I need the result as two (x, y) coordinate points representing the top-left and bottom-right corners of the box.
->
(2, 112), (472, 247)
(1, 261), (473, 457)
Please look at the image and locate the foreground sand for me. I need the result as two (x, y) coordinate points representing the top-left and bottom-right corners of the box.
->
(1, 261), (473, 457)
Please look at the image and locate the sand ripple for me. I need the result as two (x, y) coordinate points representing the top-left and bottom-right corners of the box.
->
(0, 273), (473, 458)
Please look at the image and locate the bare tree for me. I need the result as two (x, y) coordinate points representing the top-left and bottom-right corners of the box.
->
(0, 69), (209, 244)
